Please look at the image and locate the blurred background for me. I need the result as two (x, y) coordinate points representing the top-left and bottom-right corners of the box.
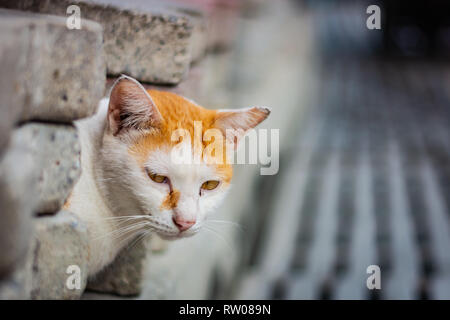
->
(1, 0), (450, 300)
(227, 0), (450, 300)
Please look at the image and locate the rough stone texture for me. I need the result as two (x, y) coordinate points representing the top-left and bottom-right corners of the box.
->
(105, 55), (207, 104)
(30, 210), (89, 300)
(13, 123), (81, 214)
(86, 237), (149, 296)
(168, 2), (208, 64)
(0, 20), (28, 155)
(0, 139), (37, 280)
(0, 8), (105, 123)
(1, 0), (198, 84)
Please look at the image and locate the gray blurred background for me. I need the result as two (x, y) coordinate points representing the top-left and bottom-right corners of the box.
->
(228, 0), (450, 300)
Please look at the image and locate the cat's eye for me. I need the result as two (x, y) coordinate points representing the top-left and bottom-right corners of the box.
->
(148, 173), (167, 184)
(201, 180), (220, 191)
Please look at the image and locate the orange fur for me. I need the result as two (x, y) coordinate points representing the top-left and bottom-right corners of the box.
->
(160, 189), (181, 210)
(128, 90), (233, 183)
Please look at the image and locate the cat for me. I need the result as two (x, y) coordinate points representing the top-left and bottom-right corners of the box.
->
(65, 75), (270, 277)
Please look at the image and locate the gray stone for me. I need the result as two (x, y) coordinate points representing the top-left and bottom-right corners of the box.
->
(30, 210), (89, 300)
(0, 21), (28, 155)
(0, 8), (105, 123)
(0, 140), (37, 279)
(106, 56), (207, 103)
(1, 0), (198, 84)
(86, 236), (148, 297)
(12, 123), (81, 214)
(168, 3), (208, 64)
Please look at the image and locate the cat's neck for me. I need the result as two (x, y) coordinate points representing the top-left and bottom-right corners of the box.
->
(70, 98), (126, 276)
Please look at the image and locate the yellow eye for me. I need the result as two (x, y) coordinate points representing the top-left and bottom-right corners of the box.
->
(201, 180), (220, 190)
(148, 173), (167, 183)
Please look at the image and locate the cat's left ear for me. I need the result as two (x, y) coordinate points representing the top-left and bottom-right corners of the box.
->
(107, 75), (163, 136)
(214, 107), (271, 149)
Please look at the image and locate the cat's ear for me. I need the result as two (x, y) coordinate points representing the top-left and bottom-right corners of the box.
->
(107, 75), (163, 136)
(214, 107), (271, 149)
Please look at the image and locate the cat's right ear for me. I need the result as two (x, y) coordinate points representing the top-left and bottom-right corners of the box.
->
(107, 75), (163, 136)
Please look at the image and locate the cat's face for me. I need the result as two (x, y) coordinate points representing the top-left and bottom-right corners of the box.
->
(97, 76), (270, 240)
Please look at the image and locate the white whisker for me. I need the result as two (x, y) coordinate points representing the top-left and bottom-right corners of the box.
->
(92, 221), (148, 241)
(126, 229), (152, 251)
(206, 219), (244, 231)
(203, 225), (234, 252)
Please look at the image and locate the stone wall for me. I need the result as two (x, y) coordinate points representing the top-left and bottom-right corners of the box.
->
(0, 0), (255, 300)
(0, 6), (104, 299)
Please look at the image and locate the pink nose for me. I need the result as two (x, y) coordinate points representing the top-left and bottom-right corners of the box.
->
(173, 216), (195, 232)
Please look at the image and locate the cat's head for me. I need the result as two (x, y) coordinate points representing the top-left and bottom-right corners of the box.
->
(97, 75), (270, 240)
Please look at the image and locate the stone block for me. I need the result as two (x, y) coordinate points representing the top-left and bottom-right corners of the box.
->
(105, 56), (206, 103)
(0, 8), (105, 123)
(30, 210), (89, 300)
(12, 123), (81, 214)
(86, 236), (149, 297)
(0, 140), (37, 279)
(167, 2), (208, 64)
(1, 0), (199, 84)
(0, 20), (27, 155)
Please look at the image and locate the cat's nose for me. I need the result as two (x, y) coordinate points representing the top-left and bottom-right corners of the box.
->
(172, 216), (195, 232)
